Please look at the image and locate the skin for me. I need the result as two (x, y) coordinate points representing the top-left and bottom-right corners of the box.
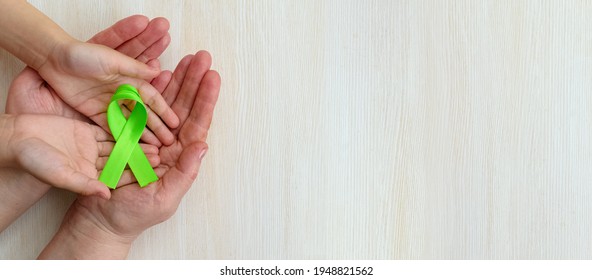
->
(0, 2), (221, 258)
(0, 0), (179, 142)
(0, 114), (160, 199)
(0, 15), (171, 232)
(0, 114), (113, 199)
(38, 51), (221, 259)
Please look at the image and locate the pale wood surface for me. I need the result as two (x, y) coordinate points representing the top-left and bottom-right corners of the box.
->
(1, 0), (592, 259)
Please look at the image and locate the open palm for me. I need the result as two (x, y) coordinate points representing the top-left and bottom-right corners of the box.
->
(72, 51), (220, 238)
(10, 114), (113, 198)
(0, 16), (173, 230)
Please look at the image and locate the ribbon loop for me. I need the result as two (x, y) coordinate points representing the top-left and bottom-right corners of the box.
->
(99, 84), (158, 189)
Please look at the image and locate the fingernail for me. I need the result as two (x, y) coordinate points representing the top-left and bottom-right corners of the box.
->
(199, 148), (208, 160)
(98, 191), (110, 200)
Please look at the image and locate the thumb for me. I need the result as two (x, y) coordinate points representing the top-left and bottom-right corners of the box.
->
(160, 141), (208, 198)
(177, 142), (209, 180)
(113, 52), (160, 80)
(57, 170), (111, 200)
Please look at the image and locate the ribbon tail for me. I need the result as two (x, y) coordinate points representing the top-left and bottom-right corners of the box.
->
(99, 139), (132, 189)
(128, 143), (158, 187)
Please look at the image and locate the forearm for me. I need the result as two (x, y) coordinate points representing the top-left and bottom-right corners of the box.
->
(0, 168), (50, 232)
(38, 200), (135, 259)
(0, 0), (76, 70)
(0, 115), (52, 232)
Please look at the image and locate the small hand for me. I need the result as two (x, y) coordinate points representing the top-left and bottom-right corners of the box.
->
(6, 15), (172, 145)
(5, 114), (158, 199)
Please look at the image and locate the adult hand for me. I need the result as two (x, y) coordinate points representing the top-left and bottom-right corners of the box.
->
(0, 15), (171, 233)
(38, 51), (221, 259)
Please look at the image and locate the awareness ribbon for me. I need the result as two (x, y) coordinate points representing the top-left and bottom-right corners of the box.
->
(99, 84), (158, 189)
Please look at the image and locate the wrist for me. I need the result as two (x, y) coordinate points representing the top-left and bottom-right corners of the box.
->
(37, 35), (79, 75)
(38, 34), (78, 72)
(38, 200), (136, 259)
(1, 115), (48, 169)
(0, 0), (78, 70)
(0, 168), (51, 233)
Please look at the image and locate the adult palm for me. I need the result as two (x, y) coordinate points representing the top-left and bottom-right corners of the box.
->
(0, 16), (173, 232)
(73, 51), (220, 238)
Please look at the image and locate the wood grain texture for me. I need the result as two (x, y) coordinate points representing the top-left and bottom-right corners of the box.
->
(1, 0), (592, 259)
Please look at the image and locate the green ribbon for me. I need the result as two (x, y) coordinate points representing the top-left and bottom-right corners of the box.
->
(99, 84), (158, 189)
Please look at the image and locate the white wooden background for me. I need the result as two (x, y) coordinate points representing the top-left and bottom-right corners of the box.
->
(1, 0), (592, 259)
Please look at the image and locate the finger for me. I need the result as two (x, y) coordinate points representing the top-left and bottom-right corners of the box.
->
(123, 78), (180, 129)
(161, 142), (208, 199)
(171, 51), (212, 125)
(97, 142), (114, 157)
(122, 100), (173, 146)
(145, 59), (161, 83)
(154, 166), (167, 177)
(118, 104), (162, 146)
(147, 59), (160, 71)
(88, 98), (164, 146)
(117, 17), (170, 60)
(151, 70), (173, 93)
(87, 15), (149, 48)
(97, 150), (159, 190)
(146, 105), (175, 145)
(115, 154), (161, 187)
(92, 124), (114, 142)
(90, 113), (110, 136)
(114, 54), (161, 81)
(96, 149), (159, 170)
(180, 70), (221, 142)
(176, 142), (208, 177)
(161, 55), (193, 105)
(58, 170), (111, 200)
(137, 33), (171, 64)
(87, 179), (112, 200)
(95, 156), (109, 169)
(147, 153), (160, 167)
(116, 170), (139, 187)
(140, 143), (160, 155)
(96, 142), (158, 162)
